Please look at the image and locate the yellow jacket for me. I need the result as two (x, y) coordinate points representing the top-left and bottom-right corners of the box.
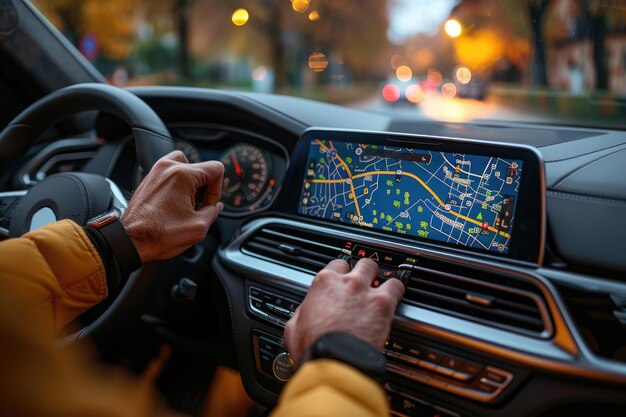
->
(0, 219), (388, 417)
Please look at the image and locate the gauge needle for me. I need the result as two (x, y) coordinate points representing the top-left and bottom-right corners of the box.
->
(231, 150), (243, 177)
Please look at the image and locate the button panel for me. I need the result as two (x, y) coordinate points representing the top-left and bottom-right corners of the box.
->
(384, 336), (513, 403)
(252, 330), (294, 384)
(385, 383), (462, 417)
(340, 244), (416, 288)
(248, 286), (302, 327)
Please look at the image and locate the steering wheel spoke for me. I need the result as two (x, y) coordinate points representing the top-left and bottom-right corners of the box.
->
(0, 191), (26, 238)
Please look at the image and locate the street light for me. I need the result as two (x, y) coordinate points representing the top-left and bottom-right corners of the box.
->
(232, 8), (249, 26)
(444, 19), (462, 37)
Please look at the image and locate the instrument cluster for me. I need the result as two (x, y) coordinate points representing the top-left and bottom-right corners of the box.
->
(168, 124), (288, 216)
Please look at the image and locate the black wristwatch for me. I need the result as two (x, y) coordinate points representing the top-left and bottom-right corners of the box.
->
(87, 209), (142, 278)
(303, 332), (387, 383)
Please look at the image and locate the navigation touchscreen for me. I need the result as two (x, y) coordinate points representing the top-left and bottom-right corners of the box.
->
(298, 139), (523, 254)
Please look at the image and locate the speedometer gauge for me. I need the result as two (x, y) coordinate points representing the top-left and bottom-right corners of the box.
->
(175, 140), (202, 163)
(219, 144), (271, 210)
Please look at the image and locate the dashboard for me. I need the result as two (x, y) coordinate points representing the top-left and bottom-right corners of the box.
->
(4, 87), (626, 417)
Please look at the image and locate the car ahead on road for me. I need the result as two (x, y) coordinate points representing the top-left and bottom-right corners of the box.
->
(1, 1), (625, 416)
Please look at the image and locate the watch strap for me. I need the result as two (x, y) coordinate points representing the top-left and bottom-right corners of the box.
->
(308, 332), (387, 383)
(97, 218), (142, 278)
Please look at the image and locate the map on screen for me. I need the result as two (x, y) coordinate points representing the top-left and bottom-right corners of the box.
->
(298, 139), (523, 254)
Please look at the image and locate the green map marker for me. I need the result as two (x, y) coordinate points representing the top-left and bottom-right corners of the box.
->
(477, 212), (483, 220)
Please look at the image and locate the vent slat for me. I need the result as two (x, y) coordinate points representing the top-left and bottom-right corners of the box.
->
(406, 287), (544, 329)
(242, 225), (344, 274)
(404, 262), (549, 336)
(241, 223), (550, 337)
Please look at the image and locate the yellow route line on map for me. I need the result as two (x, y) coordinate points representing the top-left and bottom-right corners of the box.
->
(307, 167), (511, 239)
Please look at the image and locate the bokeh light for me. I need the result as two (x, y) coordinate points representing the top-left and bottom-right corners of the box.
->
(405, 84), (424, 104)
(292, 0), (310, 13)
(308, 52), (328, 72)
(427, 69), (443, 86)
(382, 84), (401, 102)
(441, 82), (457, 98)
(252, 65), (268, 81)
(231, 8), (249, 26)
(444, 19), (462, 38)
(396, 65), (413, 82)
(456, 66), (472, 84)
(390, 55), (407, 70)
(308, 10), (320, 21)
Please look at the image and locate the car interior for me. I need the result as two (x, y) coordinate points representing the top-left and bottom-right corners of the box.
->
(1, 1), (625, 416)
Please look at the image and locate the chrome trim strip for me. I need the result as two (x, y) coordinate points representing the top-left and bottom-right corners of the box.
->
(218, 216), (626, 383)
(105, 179), (128, 213)
(35, 151), (97, 181)
(18, 137), (101, 186)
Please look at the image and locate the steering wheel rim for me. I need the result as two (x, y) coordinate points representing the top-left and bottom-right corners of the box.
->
(0, 83), (176, 351)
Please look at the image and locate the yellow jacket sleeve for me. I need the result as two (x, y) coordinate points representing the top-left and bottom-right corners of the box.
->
(0, 220), (178, 417)
(271, 359), (389, 417)
(0, 219), (108, 336)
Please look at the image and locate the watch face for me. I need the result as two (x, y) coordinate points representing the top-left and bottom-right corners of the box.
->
(87, 209), (120, 229)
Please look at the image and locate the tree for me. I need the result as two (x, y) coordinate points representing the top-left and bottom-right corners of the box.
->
(32, 0), (138, 61)
(527, 0), (550, 86)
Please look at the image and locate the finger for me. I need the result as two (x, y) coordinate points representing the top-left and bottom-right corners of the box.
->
(378, 278), (405, 308)
(323, 258), (351, 274)
(142, 344), (172, 383)
(163, 150), (188, 164)
(193, 161), (225, 205)
(350, 258), (379, 284)
(197, 202), (223, 228)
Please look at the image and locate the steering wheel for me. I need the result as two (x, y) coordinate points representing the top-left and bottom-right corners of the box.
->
(0, 83), (176, 350)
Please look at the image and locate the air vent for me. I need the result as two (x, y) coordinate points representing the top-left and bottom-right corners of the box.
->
(403, 257), (552, 337)
(241, 224), (344, 274)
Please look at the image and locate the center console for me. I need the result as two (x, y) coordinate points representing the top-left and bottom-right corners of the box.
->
(213, 129), (626, 416)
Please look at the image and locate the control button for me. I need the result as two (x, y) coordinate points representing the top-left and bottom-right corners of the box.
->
(484, 370), (507, 384)
(250, 298), (264, 312)
(372, 279), (382, 288)
(258, 337), (281, 356)
(396, 269), (412, 286)
(272, 352), (295, 382)
(337, 252), (352, 262)
(440, 356), (463, 370)
(273, 305), (292, 318)
(378, 267), (396, 279)
(259, 349), (275, 375)
(285, 300), (299, 313)
(424, 349), (443, 364)
(250, 287), (263, 299)
(459, 362), (483, 377)
(265, 303), (276, 313)
(262, 293), (274, 304)
(407, 344), (426, 359)
(386, 338), (409, 354)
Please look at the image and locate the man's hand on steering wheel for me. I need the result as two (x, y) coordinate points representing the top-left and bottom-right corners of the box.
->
(122, 151), (225, 263)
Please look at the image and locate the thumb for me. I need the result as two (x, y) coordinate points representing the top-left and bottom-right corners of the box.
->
(198, 202), (224, 227)
(163, 150), (189, 164)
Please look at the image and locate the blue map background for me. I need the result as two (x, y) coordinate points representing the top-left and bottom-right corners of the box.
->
(299, 139), (523, 254)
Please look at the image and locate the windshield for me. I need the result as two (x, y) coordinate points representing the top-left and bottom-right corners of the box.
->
(32, 0), (626, 129)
